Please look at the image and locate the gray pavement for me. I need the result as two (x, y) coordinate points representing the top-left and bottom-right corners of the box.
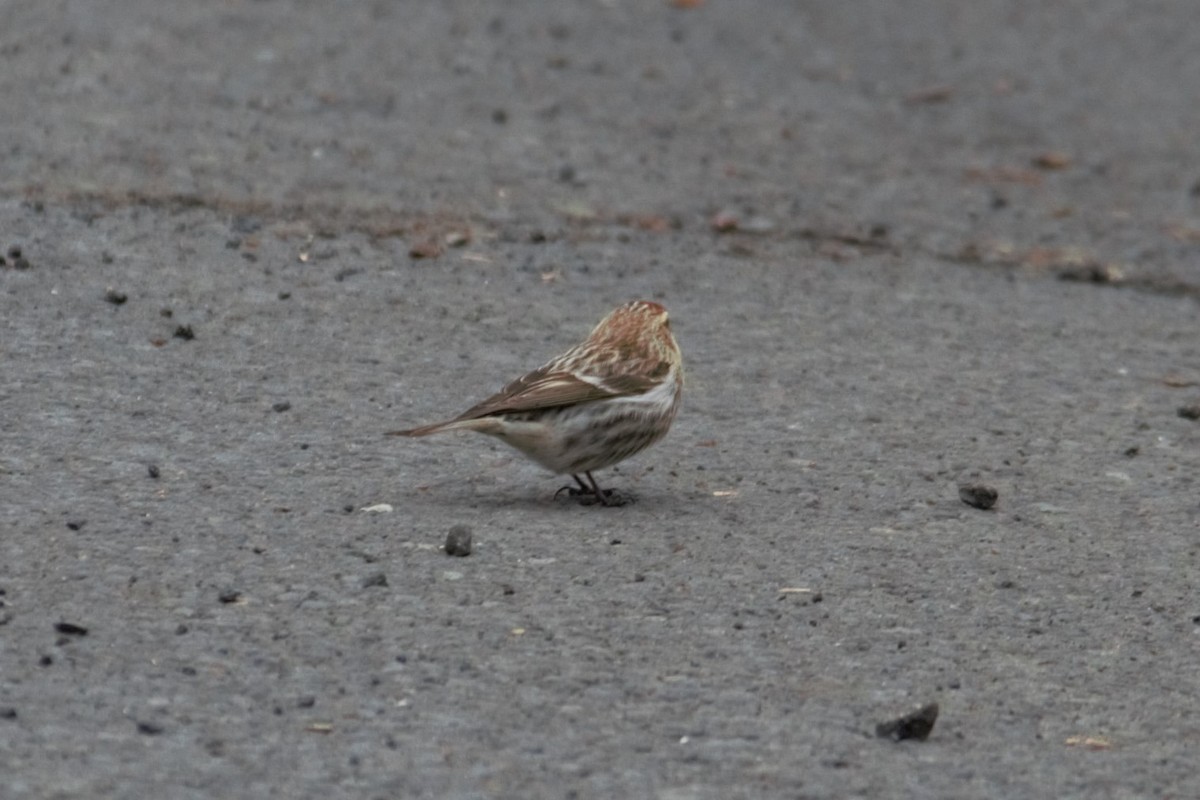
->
(2, 2), (1199, 798)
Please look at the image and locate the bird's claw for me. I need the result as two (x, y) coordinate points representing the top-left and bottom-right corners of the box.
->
(554, 485), (630, 507)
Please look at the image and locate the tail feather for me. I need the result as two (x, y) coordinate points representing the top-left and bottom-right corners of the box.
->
(385, 417), (497, 437)
(385, 419), (455, 437)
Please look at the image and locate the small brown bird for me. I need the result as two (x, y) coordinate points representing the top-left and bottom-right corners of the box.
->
(389, 300), (683, 505)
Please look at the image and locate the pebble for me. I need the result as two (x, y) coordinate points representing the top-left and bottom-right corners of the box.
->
(362, 572), (388, 588)
(445, 524), (473, 557)
(876, 702), (939, 741)
(958, 483), (998, 510)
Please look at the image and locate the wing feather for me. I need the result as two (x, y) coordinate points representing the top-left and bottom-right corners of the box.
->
(453, 364), (661, 421)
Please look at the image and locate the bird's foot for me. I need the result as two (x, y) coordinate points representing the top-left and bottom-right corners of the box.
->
(555, 475), (631, 507)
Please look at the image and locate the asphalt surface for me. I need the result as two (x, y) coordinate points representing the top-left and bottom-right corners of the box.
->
(3, 2), (1199, 798)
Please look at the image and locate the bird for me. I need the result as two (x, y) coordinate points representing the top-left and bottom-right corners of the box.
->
(388, 300), (683, 506)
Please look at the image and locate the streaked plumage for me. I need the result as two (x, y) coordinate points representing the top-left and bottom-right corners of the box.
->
(389, 300), (683, 505)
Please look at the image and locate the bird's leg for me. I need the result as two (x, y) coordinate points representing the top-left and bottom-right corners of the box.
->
(555, 474), (593, 501)
(583, 472), (629, 507)
(555, 473), (629, 506)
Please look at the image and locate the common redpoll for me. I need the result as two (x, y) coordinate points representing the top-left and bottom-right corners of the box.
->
(388, 300), (683, 506)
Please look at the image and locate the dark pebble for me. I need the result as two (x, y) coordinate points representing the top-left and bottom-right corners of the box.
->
(136, 721), (164, 735)
(362, 572), (388, 588)
(66, 519), (86, 531)
(54, 622), (88, 636)
(8, 249), (31, 269)
(445, 525), (473, 557)
(959, 483), (998, 510)
(0, 708), (16, 720)
(173, 325), (195, 340)
(876, 702), (939, 742)
(104, 287), (128, 305)
(1178, 404), (1200, 421)
(272, 401), (291, 413)
(148, 464), (160, 479)
(218, 590), (242, 604)
(1057, 264), (1116, 284)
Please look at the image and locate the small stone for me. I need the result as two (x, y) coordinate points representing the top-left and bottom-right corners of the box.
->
(362, 572), (388, 588)
(173, 325), (195, 340)
(147, 464), (160, 479)
(54, 622), (88, 636)
(409, 238), (443, 259)
(136, 721), (164, 735)
(66, 519), (86, 531)
(445, 525), (473, 557)
(272, 401), (291, 413)
(1177, 403), (1200, 421)
(1033, 151), (1072, 170)
(104, 287), (128, 305)
(218, 589), (242, 604)
(443, 230), (470, 248)
(876, 702), (939, 742)
(959, 483), (998, 510)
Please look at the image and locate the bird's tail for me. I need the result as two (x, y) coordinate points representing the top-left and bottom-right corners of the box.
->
(385, 417), (493, 437)
(385, 420), (453, 437)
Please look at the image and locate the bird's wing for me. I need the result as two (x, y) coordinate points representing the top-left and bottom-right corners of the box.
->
(454, 365), (660, 420)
